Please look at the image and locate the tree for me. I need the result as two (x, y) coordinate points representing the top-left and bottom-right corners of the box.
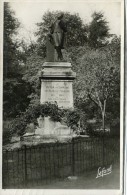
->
(70, 37), (120, 131)
(35, 11), (88, 57)
(3, 3), (32, 119)
(4, 2), (21, 78)
(22, 54), (44, 105)
(88, 11), (110, 48)
(3, 78), (32, 118)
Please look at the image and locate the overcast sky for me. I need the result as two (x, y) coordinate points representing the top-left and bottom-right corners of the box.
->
(10, 1), (121, 42)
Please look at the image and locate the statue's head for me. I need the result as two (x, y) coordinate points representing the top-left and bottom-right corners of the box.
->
(57, 13), (64, 20)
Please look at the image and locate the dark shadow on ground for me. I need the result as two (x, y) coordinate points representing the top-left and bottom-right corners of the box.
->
(29, 162), (120, 189)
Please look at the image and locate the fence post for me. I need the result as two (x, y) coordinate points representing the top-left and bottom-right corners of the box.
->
(24, 145), (27, 187)
(72, 138), (75, 176)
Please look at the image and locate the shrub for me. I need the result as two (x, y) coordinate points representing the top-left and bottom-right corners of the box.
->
(65, 109), (80, 130)
(3, 130), (12, 145)
(11, 102), (80, 136)
(3, 120), (14, 144)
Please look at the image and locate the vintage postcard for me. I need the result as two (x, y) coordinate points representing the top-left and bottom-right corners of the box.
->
(0, 0), (125, 194)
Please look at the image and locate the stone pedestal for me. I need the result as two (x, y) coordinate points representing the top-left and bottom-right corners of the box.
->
(35, 116), (73, 136)
(40, 62), (76, 108)
(35, 62), (76, 138)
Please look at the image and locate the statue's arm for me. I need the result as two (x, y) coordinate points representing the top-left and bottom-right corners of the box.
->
(50, 23), (54, 34)
(59, 20), (67, 32)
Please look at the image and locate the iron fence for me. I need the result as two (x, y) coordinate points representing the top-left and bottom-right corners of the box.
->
(2, 137), (120, 188)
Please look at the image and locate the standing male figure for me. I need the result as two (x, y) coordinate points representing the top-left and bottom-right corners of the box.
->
(50, 13), (67, 61)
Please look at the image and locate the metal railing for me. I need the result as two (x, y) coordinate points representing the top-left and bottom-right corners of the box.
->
(2, 137), (120, 188)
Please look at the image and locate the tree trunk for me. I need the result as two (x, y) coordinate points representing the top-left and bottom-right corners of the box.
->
(102, 111), (105, 167)
(102, 100), (106, 132)
(102, 112), (105, 132)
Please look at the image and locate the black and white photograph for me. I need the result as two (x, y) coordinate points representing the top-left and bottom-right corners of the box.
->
(1, 0), (124, 194)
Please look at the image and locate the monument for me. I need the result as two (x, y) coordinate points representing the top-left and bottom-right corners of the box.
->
(40, 62), (76, 108)
(36, 14), (76, 139)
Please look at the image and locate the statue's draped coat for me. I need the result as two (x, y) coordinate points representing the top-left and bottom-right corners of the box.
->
(51, 19), (67, 49)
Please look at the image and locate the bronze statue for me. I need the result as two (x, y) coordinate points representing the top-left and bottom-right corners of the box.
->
(49, 14), (67, 61)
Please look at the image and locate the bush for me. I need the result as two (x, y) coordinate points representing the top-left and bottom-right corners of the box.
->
(85, 123), (110, 137)
(3, 130), (12, 145)
(65, 109), (80, 130)
(11, 102), (81, 136)
(85, 123), (94, 136)
(110, 118), (120, 137)
(3, 120), (14, 144)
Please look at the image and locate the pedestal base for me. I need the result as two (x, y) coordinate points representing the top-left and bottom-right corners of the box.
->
(40, 62), (76, 109)
(35, 116), (73, 136)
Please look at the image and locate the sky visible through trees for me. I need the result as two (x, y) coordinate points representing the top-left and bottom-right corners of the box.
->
(10, 1), (121, 43)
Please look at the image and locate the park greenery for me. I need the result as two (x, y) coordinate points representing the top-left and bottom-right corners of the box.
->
(3, 3), (120, 143)
(9, 102), (80, 137)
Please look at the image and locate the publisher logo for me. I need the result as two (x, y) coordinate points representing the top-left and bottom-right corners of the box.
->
(96, 165), (112, 178)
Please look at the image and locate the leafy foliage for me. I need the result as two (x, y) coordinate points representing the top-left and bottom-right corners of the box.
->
(3, 7), (120, 139)
(65, 109), (80, 130)
(3, 120), (14, 145)
(66, 36), (120, 130)
(3, 78), (31, 119)
(19, 36), (120, 133)
(88, 12), (110, 48)
(11, 103), (80, 136)
(3, 3), (32, 119)
(4, 2), (21, 78)
(22, 54), (44, 97)
(35, 11), (88, 56)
